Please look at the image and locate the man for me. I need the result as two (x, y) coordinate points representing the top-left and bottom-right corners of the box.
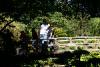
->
(39, 19), (50, 45)
(32, 28), (38, 48)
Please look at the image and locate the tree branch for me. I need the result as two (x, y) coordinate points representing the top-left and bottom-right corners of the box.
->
(0, 20), (14, 32)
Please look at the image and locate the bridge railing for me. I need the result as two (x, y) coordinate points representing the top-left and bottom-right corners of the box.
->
(56, 36), (100, 52)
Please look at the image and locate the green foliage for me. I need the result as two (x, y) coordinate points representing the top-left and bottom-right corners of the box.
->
(80, 55), (92, 61)
(9, 21), (27, 41)
(31, 17), (43, 29)
(77, 46), (84, 50)
(48, 12), (65, 27)
(89, 17), (100, 36)
(23, 58), (54, 67)
(31, 13), (67, 37)
(69, 46), (76, 50)
(48, 12), (78, 36)
(1, 12), (100, 38)
(53, 27), (67, 37)
(30, 12), (100, 36)
(25, 25), (33, 39)
(80, 52), (100, 61)
(88, 39), (97, 43)
(0, 18), (27, 41)
(30, 12), (80, 37)
(90, 52), (100, 58)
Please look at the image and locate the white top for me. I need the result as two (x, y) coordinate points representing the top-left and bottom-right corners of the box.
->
(40, 24), (50, 34)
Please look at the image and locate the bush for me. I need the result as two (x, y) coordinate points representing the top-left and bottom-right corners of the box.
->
(0, 21), (27, 41)
(53, 27), (67, 37)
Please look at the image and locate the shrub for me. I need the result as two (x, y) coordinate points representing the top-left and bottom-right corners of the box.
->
(53, 27), (67, 37)
(7, 21), (26, 41)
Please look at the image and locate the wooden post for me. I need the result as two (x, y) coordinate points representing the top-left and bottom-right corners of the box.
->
(84, 37), (88, 50)
(69, 37), (72, 43)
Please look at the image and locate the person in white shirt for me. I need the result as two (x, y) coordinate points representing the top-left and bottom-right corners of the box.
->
(39, 19), (50, 45)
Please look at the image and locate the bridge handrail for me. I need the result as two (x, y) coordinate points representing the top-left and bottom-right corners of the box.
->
(57, 36), (100, 39)
(56, 36), (100, 47)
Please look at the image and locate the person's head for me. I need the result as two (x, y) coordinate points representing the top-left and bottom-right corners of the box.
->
(43, 19), (48, 24)
(20, 31), (25, 35)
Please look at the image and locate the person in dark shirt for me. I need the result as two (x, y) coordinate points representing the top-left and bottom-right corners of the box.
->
(20, 31), (29, 49)
(32, 28), (38, 48)
(19, 31), (29, 56)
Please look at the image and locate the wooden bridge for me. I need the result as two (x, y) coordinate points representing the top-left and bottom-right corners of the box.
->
(16, 36), (100, 55)
(54, 36), (100, 53)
